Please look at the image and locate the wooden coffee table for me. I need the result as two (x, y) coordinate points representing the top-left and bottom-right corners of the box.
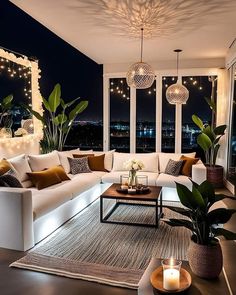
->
(100, 183), (163, 228)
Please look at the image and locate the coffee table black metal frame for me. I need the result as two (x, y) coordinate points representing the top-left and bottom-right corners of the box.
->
(100, 183), (163, 228)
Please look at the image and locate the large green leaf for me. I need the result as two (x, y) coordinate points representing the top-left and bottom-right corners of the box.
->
(3, 94), (13, 106)
(214, 194), (236, 203)
(192, 114), (204, 130)
(176, 182), (198, 209)
(197, 133), (212, 151)
(69, 101), (88, 121)
(48, 84), (61, 112)
(207, 209), (236, 225)
(214, 125), (227, 136)
(63, 97), (80, 109)
(192, 186), (205, 208)
(203, 125), (215, 142)
(198, 180), (215, 203)
(212, 228), (236, 240)
(42, 97), (51, 112)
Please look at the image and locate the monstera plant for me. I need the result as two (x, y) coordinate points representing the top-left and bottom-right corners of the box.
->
(25, 84), (88, 153)
(164, 180), (236, 278)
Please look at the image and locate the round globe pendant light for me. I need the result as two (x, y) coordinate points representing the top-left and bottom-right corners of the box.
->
(166, 49), (189, 104)
(126, 28), (155, 89)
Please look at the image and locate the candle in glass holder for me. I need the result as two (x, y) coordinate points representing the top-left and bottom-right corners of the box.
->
(162, 258), (181, 291)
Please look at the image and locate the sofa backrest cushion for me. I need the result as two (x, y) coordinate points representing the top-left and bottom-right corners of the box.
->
(58, 150), (74, 174)
(112, 152), (159, 173)
(158, 152), (196, 173)
(8, 154), (32, 182)
(28, 151), (60, 172)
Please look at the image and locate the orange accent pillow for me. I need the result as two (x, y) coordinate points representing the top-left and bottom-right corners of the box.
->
(0, 159), (11, 175)
(73, 154), (94, 158)
(88, 154), (107, 172)
(180, 155), (199, 176)
(51, 165), (71, 181)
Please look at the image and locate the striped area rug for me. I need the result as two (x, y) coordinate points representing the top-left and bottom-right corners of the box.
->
(10, 199), (190, 289)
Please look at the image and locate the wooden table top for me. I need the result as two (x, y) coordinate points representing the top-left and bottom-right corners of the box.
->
(100, 183), (162, 201)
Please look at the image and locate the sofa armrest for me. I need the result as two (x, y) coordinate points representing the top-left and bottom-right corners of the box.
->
(0, 188), (34, 251)
(192, 163), (207, 184)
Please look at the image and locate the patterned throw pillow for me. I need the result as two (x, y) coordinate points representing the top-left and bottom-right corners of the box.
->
(68, 157), (92, 175)
(0, 169), (23, 188)
(165, 159), (184, 176)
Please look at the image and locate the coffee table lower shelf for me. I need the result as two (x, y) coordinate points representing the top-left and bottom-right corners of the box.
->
(100, 184), (163, 228)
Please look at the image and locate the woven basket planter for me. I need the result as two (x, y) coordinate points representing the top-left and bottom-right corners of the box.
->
(206, 165), (224, 188)
(187, 240), (223, 279)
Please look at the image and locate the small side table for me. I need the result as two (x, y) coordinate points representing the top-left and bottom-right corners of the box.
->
(138, 258), (232, 295)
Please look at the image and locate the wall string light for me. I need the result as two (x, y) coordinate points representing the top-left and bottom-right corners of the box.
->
(166, 49), (189, 104)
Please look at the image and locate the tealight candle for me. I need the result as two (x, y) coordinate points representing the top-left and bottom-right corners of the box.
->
(121, 184), (128, 190)
(162, 258), (181, 291)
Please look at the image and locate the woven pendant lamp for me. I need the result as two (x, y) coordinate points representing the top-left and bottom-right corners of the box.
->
(126, 28), (155, 89)
(166, 49), (189, 104)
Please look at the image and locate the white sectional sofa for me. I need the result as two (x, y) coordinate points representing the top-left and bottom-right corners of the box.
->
(0, 150), (206, 251)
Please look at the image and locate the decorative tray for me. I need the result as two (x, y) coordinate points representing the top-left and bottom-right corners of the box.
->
(150, 266), (191, 293)
(116, 187), (150, 195)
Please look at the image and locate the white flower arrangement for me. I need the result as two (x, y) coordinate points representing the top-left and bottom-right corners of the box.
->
(14, 128), (28, 137)
(123, 158), (144, 171)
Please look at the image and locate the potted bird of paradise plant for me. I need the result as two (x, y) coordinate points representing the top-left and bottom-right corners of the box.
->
(164, 180), (236, 279)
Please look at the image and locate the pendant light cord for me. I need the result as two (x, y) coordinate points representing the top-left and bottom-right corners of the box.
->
(176, 51), (179, 77)
(140, 28), (144, 62)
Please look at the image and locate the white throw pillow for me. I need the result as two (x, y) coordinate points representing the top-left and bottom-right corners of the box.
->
(57, 150), (73, 174)
(28, 151), (61, 172)
(8, 154), (32, 182)
(158, 152), (196, 173)
(112, 152), (158, 173)
(93, 150), (115, 171)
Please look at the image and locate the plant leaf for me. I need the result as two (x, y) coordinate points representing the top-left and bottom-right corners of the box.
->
(3, 94), (13, 106)
(214, 125), (227, 136)
(192, 185), (205, 208)
(42, 96), (51, 112)
(204, 96), (216, 112)
(213, 144), (220, 166)
(207, 208), (236, 225)
(69, 101), (88, 121)
(192, 114), (204, 130)
(64, 97), (80, 109)
(198, 180), (215, 202)
(48, 84), (61, 112)
(212, 228), (236, 240)
(197, 133), (212, 151)
(176, 182), (198, 209)
(164, 219), (194, 231)
(203, 125), (215, 142)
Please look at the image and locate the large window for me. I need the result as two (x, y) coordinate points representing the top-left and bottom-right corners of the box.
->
(162, 77), (176, 152)
(181, 76), (217, 156)
(228, 66), (236, 185)
(110, 78), (130, 152)
(136, 81), (156, 152)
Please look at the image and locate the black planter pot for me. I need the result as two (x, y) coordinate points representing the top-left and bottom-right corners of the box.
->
(206, 165), (224, 188)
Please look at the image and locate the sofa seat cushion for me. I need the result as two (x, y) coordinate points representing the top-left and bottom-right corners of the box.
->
(32, 185), (72, 220)
(101, 171), (159, 186)
(67, 173), (101, 198)
(156, 173), (192, 190)
(92, 171), (107, 180)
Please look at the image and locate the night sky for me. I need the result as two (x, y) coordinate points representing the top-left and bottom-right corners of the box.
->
(0, 0), (103, 121)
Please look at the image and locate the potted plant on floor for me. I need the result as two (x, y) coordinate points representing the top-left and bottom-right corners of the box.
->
(192, 113), (226, 188)
(164, 180), (236, 279)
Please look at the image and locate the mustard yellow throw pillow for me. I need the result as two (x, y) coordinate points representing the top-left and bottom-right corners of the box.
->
(88, 154), (107, 172)
(27, 166), (70, 190)
(180, 155), (199, 176)
(0, 159), (12, 175)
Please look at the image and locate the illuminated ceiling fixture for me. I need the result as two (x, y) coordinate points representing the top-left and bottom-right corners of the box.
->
(166, 49), (189, 104)
(126, 28), (155, 89)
